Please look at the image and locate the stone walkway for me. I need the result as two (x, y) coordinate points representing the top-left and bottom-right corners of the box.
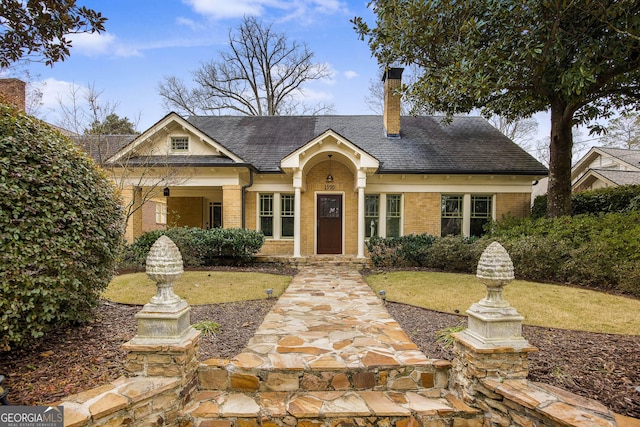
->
(229, 265), (435, 372)
(187, 265), (480, 425)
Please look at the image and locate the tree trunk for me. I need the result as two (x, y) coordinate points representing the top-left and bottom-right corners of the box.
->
(547, 99), (574, 217)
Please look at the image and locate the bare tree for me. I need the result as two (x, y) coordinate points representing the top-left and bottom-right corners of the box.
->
(55, 85), (185, 226)
(364, 66), (539, 155)
(488, 116), (539, 152)
(159, 16), (333, 116)
(600, 111), (640, 150)
(364, 66), (427, 115)
(533, 128), (592, 168)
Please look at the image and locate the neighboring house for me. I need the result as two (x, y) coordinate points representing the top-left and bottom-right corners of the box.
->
(103, 68), (547, 259)
(572, 147), (640, 192)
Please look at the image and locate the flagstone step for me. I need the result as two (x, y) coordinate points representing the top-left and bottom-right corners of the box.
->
(198, 358), (453, 393)
(180, 389), (483, 427)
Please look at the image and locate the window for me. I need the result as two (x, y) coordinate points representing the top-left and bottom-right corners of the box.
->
(259, 194), (274, 237)
(365, 195), (379, 238)
(170, 136), (189, 152)
(259, 193), (294, 239)
(155, 202), (167, 224)
(281, 194), (295, 237)
(386, 194), (402, 238)
(441, 195), (463, 236)
(470, 195), (492, 237)
(209, 202), (222, 229)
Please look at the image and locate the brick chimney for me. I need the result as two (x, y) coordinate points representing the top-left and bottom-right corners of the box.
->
(382, 67), (403, 138)
(0, 78), (26, 111)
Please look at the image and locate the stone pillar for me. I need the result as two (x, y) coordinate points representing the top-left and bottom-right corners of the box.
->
(122, 236), (201, 406)
(451, 242), (537, 404)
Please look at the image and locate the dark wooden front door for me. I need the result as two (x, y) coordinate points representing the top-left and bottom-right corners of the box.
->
(317, 194), (342, 254)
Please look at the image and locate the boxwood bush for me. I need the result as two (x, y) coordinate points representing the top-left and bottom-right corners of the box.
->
(0, 104), (124, 351)
(120, 227), (265, 269)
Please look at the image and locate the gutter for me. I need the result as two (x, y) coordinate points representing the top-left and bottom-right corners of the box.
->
(241, 168), (254, 229)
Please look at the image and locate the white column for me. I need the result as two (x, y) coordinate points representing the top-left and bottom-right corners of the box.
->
(293, 170), (302, 258)
(356, 169), (368, 259)
(358, 186), (365, 259)
(463, 193), (472, 238)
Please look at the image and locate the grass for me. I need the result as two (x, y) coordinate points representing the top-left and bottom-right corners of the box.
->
(103, 271), (291, 305)
(366, 271), (640, 335)
(104, 269), (639, 335)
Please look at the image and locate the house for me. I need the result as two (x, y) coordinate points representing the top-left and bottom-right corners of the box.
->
(572, 146), (640, 192)
(104, 68), (547, 259)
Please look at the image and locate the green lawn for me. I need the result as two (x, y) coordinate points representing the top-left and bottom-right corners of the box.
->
(103, 271), (291, 305)
(366, 271), (640, 335)
(103, 269), (639, 335)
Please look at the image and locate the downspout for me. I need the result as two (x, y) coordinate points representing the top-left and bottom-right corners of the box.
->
(241, 168), (254, 229)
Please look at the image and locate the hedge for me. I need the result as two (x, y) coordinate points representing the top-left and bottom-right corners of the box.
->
(120, 227), (265, 269)
(366, 211), (640, 296)
(0, 104), (124, 350)
(532, 185), (640, 218)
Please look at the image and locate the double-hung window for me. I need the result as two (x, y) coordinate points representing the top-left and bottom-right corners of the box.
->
(364, 194), (402, 238)
(386, 194), (402, 238)
(470, 195), (492, 237)
(281, 194), (295, 238)
(259, 194), (274, 237)
(259, 193), (294, 239)
(441, 195), (463, 236)
(365, 195), (380, 237)
(441, 194), (494, 237)
(155, 202), (167, 225)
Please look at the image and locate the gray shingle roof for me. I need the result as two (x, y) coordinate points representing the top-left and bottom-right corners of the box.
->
(597, 147), (640, 168)
(120, 155), (241, 167)
(72, 135), (136, 163)
(186, 115), (547, 175)
(591, 169), (640, 186)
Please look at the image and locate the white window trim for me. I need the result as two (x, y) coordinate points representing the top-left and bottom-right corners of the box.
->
(442, 193), (495, 237)
(169, 135), (190, 153)
(365, 193), (404, 238)
(257, 192), (294, 240)
(155, 202), (167, 224)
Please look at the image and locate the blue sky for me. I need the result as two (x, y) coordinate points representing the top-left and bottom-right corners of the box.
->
(10, 0), (385, 130)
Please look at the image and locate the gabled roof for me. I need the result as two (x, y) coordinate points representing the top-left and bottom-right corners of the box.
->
(187, 115), (548, 175)
(573, 169), (640, 190)
(572, 147), (640, 181)
(107, 112), (244, 165)
(73, 134), (136, 163)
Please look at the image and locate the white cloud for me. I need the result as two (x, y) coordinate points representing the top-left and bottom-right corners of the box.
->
(183, 0), (265, 19)
(183, 0), (348, 20)
(38, 78), (85, 112)
(297, 87), (333, 102)
(176, 16), (205, 31)
(311, 0), (348, 15)
(344, 70), (359, 80)
(69, 32), (140, 58)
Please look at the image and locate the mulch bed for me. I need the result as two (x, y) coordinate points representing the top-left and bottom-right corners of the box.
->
(1, 294), (638, 418)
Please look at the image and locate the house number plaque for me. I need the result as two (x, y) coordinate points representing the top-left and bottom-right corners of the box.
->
(324, 184), (336, 190)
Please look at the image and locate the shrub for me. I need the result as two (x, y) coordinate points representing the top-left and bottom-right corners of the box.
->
(424, 235), (482, 273)
(532, 185), (640, 218)
(366, 234), (436, 267)
(0, 104), (124, 351)
(486, 210), (640, 295)
(120, 227), (265, 269)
